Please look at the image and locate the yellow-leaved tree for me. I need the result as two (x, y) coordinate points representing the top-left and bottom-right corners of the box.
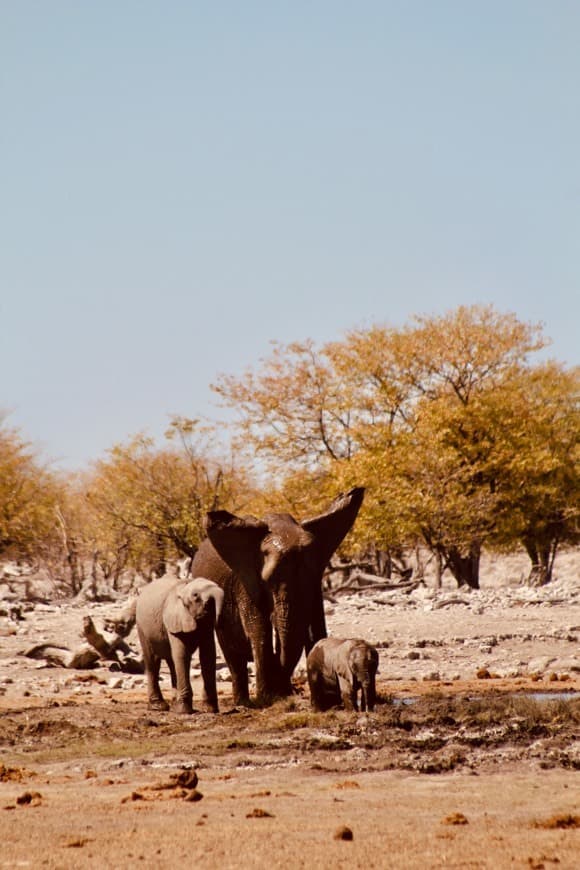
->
(82, 422), (255, 583)
(213, 306), (578, 588)
(0, 418), (61, 564)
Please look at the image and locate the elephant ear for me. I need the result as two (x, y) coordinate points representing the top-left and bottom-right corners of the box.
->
(204, 511), (269, 605)
(163, 586), (198, 634)
(301, 487), (365, 569)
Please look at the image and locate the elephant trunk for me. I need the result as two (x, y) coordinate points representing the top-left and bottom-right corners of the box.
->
(272, 595), (304, 695)
(208, 587), (225, 625)
(361, 677), (376, 713)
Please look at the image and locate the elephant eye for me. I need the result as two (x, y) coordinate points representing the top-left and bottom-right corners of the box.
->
(263, 535), (283, 554)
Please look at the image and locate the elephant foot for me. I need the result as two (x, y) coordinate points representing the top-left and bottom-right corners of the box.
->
(171, 700), (193, 715)
(201, 702), (219, 714)
(231, 688), (252, 707)
(254, 692), (278, 708)
(148, 697), (169, 712)
(201, 695), (219, 714)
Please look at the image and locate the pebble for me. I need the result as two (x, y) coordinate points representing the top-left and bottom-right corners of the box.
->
(334, 825), (353, 841)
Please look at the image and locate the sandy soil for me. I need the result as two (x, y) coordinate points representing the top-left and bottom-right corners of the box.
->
(0, 549), (578, 869)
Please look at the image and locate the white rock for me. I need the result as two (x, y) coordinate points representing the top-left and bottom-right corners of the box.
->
(527, 657), (556, 672)
(107, 677), (124, 689)
(550, 657), (580, 673)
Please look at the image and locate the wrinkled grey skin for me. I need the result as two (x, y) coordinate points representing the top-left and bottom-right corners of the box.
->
(191, 487), (365, 706)
(306, 637), (379, 712)
(136, 575), (224, 714)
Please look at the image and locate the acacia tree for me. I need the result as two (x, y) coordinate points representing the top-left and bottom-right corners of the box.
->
(85, 423), (254, 580)
(213, 340), (357, 472)
(213, 306), (578, 588)
(481, 363), (580, 584)
(0, 419), (60, 563)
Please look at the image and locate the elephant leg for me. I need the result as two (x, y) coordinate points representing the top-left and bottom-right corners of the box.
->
(338, 675), (358, 712)
(229, 651), (251, 706)
(305, 585), (327, 655)
(167, 657), (177, 695)
(138, 628), (169, 711)
(198, 630), (219, 713)
(308, 671), (332, 712)
(250, 624), (278, 704)
(147, 656), (169, 711)
(307, 669), (321, 711)
(217, 628), (251, 706)
(168, 636), (194, 715)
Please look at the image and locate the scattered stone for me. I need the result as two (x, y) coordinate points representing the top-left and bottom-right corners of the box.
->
(528, 657), (556, 673)
(442, 813), (469, 825)
(551, 657), (580, 674)
(334, 825), (354, 840)
(107, 677), (124, 689)
(16, 791), (42, 807)
(65, 838), (93, 848)
(122, 792), (144, 803)
(534, 814), (579, 829)
(170, 769), (198, 789)
(246, 808), (274, 818)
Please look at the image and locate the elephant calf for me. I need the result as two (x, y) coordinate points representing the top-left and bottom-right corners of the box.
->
(306, 637), (378, 713)
(136, 575), (224, 714)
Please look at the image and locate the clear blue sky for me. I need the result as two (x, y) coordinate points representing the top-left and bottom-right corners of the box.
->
(2, 2), (579, 469)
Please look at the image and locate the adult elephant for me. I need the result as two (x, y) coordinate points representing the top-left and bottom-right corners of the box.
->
(190, 487), (364, 705)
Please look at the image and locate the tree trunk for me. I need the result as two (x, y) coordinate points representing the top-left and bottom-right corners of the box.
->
(523, 538), (558, 586)
(152, 534), (167, 578)
(445, 543), (480, 590)
(414, 545), (425, 583)
(55, 507), (83, 594)
(434, 550), (443, 589)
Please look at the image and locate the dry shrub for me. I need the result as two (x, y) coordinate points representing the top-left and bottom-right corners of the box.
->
(0, 764), (35, 783)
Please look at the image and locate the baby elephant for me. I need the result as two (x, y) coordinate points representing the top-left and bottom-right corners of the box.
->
(307, 637), (379, 712)
(136, 575), (224, 714)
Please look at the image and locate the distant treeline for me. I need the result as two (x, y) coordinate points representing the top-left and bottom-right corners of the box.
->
(1, 306), (578, 592)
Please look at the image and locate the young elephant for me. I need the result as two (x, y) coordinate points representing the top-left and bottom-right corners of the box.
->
(306, 637), (379, 712)
(136, 575), (224, 714)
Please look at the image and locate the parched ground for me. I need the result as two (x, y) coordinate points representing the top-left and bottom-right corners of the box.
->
(0, 550), (578, 869)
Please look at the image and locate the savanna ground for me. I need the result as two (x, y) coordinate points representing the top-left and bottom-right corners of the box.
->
(0, 550), (578, 869)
